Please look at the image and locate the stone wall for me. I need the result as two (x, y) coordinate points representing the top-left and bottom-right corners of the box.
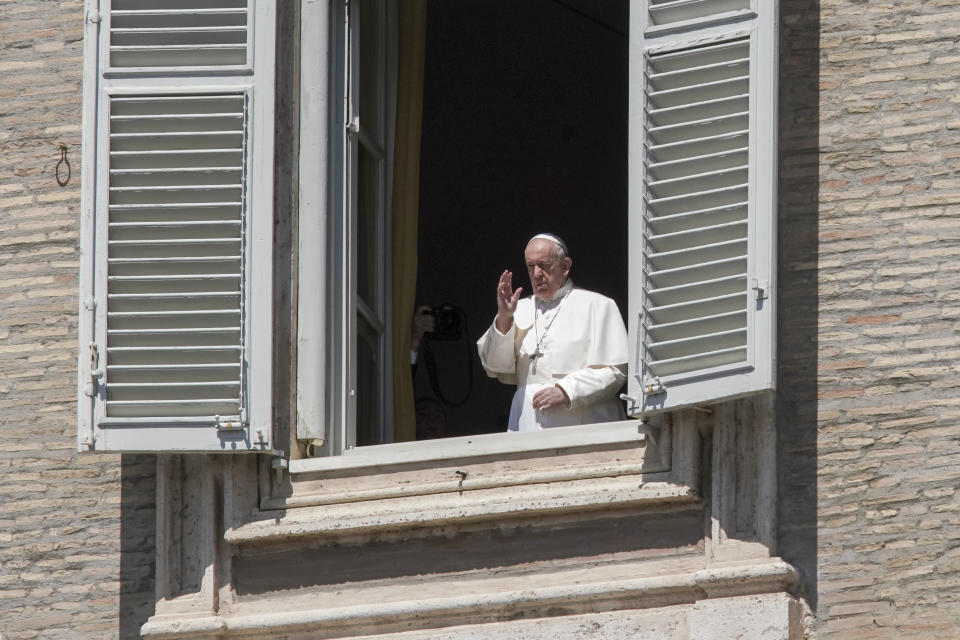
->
(811, 0), (960, 636)
(0, 2), (154, 638)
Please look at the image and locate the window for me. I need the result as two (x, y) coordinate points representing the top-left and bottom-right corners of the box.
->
(78, 0), (776, 456)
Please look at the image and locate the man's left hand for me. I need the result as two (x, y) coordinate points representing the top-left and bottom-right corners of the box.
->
(532, 385), (570, 412)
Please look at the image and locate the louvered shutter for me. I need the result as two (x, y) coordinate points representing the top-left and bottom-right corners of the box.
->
(78, 0), (275, 452)
(628, 1), (776, 414)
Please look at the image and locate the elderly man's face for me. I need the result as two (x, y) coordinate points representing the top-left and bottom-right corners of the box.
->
(525, 239), (572, 301)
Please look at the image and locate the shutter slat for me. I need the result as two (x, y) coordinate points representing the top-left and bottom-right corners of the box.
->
(648, 112), (748, 146)
(649, 149), (748, 183)
(649, 219), (747, 254)
(649, 309), (746, 336)
(648, 146), (748, 172)
(648, 76), (748, 108)
(647, 346), (748, 378)
(648, 255), (747, 290)
(108, 275), (239, 281)
(646, 292), (747, 325)
(648, 185), (748, 219)
(111, 9), (248, 17)
(648, 236), (746, 266)
(108, 334), (240, 348)
(647, 131), (749, 164)
(648, 0), (750, 26)
(109, 238), (240, 245)
(110, 328), (239, 335)
(109, 220), (240, 228)
(649, 274), (748, 308)
(649, 66), (750, 95)
(648, 166), (748, 200)
(109, 312), (240, 320)
(108, 364), (240, 370)
(109, 291), (240, 302)
(649, 327), (746, 360)
(647, 203), (747, 236)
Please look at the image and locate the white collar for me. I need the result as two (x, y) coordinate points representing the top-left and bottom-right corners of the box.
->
(537, 278), (574, 307)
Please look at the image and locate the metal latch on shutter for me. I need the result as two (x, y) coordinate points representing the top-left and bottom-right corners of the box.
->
(752, 278), (769, 303)
(85, 341), (103, 397)
(83, 296), (102, 397)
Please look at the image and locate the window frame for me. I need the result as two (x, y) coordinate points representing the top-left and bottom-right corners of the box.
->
(294, 0), (777, 463)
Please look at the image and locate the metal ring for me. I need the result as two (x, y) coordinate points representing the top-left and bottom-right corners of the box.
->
(56, 144), (70, 187)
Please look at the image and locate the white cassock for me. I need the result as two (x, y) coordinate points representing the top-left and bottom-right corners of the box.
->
(477, 279), (629, 432)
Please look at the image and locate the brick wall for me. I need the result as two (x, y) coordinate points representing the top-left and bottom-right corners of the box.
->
(0, 2), (154, 638)
(812, 0), (960, 637)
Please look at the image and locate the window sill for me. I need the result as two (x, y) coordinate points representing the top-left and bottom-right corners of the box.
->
(228, 474), (698, 545)
(289, 419), (653, 473)
(240, 418), (692, 541)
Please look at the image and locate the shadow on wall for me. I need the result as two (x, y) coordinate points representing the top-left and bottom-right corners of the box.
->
(776, 0), (820, 613)
(119, 455), (157, 639)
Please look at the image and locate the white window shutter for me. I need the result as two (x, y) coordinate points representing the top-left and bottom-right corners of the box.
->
(627, 1), (776, 414)
(78, 0), (275, 452)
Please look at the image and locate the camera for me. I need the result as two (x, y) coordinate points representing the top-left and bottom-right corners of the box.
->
(427, 303), (462, 341)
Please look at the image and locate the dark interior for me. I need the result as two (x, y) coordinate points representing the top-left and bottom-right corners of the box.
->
(414, 0), (629, 437)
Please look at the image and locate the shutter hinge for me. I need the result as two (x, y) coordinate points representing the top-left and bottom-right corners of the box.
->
(752, 278), (769, 302)
(86, 11), (102, 24)
(346, 116), (360, 134)
(215, 415), (245, 431)
(643, 377), (666, 396)
(620, 377), (666, 416)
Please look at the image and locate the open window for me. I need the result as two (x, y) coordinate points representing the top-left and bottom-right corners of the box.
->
(77, 0), (775, 457)
(295, 0), (776, 459)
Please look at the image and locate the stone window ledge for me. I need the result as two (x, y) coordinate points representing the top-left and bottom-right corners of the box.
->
(229, 474), (698, 544)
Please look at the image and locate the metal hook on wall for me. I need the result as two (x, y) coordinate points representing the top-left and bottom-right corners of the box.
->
(55, 143), (70, 187)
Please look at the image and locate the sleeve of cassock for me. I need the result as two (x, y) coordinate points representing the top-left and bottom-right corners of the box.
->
(477, 321), (518, 385)
(553, 294), (628, 411)
(556, 364), (626, 411)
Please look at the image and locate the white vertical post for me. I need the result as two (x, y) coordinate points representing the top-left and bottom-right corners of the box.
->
(296, 0), (332, 446)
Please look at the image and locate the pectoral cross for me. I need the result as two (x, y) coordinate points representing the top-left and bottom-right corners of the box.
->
(530, 348), (543, 373)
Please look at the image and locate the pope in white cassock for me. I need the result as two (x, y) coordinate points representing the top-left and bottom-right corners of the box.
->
(477, 233), (629, 432)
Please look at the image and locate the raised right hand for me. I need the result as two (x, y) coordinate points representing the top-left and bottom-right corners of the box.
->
(495, 270), (522, 333)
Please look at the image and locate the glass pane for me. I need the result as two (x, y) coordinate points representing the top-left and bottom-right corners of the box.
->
(358, 0), (382, 142)
(357, 145), (380, 308)
(356, 315), (381, 447)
